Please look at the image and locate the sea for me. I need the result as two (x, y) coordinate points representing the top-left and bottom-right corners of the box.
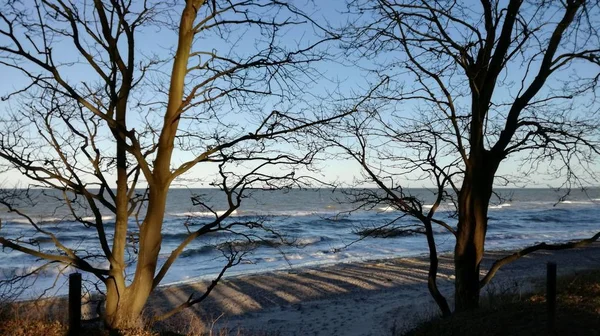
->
(0, 188), (599, 298)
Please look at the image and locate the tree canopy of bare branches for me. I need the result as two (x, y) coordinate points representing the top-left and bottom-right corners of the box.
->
(0, 0), (338, 330)
(330, 0), (600, 313)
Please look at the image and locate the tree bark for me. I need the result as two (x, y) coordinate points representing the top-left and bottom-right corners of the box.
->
(423, 217), (452, 316)
(105, 290), (140, 331)
(454, 156), (497, 311)
(103, 187), (171, 331)
(103, 1), (205, 330)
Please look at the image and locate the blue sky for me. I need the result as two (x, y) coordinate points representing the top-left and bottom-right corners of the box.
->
(0, 0), (598, 189)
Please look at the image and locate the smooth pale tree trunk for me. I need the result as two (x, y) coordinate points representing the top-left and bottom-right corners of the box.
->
(104, 191), (169, 329)
(102, 0), (204, 330)
(105, 289), (139, 330)
(454, 155), (498, 311)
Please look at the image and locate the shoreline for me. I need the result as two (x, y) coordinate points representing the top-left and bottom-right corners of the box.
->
(156, 237), (596, 289)
(7, 243), (600, 335)
(146, 242), (600, 335)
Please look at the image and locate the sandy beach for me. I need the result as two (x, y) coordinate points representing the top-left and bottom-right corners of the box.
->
(145, 243), (600, 335)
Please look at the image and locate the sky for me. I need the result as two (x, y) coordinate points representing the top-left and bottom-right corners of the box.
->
(0, 0), (598, 189)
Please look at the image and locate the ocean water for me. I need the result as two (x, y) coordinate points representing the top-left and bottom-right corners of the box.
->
(0, 188), (599, 297)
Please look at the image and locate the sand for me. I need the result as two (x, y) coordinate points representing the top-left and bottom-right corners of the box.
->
(146, 243), (600, 335)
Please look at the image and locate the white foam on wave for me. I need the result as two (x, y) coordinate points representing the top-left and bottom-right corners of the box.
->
(285, 254), (304, 260)
(296, 236), (325, 246)
(6, 215), (117, 225)
(11, 264), (75, 277)
(560, 200), (593, 205)
(312, 250), (342, 260)
(490, 203), (511, 209)
(377, 206), (396, 212)
(4, 217), (32, 224)
(173, 210), (238, 217)
(170, 209), (340, 217)
(5, 217), (64, 224)
(273, 210), (331, 216)
(80, 215), (115, 222)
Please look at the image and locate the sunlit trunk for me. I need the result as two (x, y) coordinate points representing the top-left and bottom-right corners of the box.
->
(104, 289), (144, 330)
(102, 1), (202, 329)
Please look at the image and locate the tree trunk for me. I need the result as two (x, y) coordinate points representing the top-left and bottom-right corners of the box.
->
(454, 157), (497, 311)
(105, 291), (136, 330)
(104, 287), (149, 331)
(102, 187), (169, 330)
(423, 218), (452, 316)
(101, 2), (201, 330)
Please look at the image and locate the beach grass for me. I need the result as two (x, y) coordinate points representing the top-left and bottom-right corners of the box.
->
(0, 302), (276, 336)
(403, 270), (600, 336)
(0, 316), (276, 336)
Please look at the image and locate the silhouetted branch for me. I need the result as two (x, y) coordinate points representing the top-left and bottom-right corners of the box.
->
(480, 231), (600, 289)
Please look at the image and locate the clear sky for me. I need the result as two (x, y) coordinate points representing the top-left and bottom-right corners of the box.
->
(0, 0), (598, 189)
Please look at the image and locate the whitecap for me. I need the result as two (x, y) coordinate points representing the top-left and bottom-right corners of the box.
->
(172, 210), (238, 217)
(80, 215), (115, 222)
(296, 236), (326, 246)
(560, 200), (593, 205)
(490, 203), (511, 209)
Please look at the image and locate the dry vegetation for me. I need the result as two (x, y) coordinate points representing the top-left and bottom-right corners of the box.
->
(2, 269), (600, 335)
(0, 302), (276, 336)
(403, 270), (600, 336)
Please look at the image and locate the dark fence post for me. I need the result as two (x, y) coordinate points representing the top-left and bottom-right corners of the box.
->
(69, 272), (82, 336)
(547, 262), (557, 333)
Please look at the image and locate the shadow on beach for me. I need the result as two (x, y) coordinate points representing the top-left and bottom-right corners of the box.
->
(148, 244), (600, 334)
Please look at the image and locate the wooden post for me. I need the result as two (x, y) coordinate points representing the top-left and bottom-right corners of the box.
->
(547, 262), (557, 333)
(69, 272), (82, 336)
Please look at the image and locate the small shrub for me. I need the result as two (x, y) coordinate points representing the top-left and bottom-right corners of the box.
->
(402, 270), (600, 336)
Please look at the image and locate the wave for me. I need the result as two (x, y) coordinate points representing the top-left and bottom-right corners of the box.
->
(170, 210), (239, 218)
(489, 203), (511, 209)
(525, 215), (560, 223)
(3, 216), (116, 226)
(3, 217), (64, 225)
(354, 226), (424, 238)
(264, 210), (340, 217)
(222, 237), (317, 250)
(486, 233), (526, 241)
(295, 236), (329, 246)
(2, 218), (33, 224)
(169, 209), (341, 218)
(489, 221), (524, 230)
(322, 217), (356, 224)
(179, 245), (217, 258)
(178, 236), (328, 258)
(80, 215), (115, 222)
(161, 230), (228, 241)
(486, 229), (597, 243)
(559, 200), (594, 205)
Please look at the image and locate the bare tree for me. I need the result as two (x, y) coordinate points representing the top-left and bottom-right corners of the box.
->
(331, 0), (600, 313)
(0, 0), (338, 330)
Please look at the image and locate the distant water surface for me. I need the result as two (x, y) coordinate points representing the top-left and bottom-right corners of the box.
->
(1, 188), (599, 297)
